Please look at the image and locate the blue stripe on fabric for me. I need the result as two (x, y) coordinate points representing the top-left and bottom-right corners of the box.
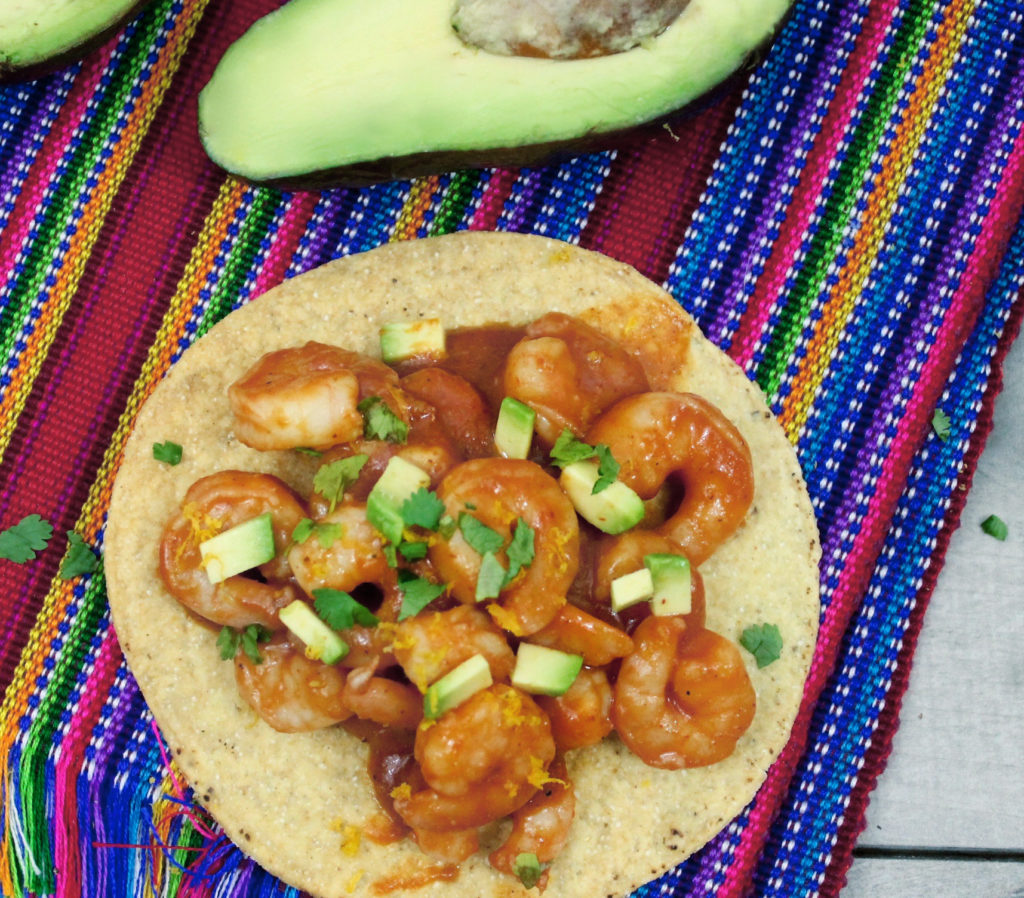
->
(522, 152), (614, 244)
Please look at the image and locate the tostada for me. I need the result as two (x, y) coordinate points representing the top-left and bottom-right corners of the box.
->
(105, 232), (820, 898)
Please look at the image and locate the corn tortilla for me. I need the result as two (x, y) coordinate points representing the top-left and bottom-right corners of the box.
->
(105, 232), (820, 898)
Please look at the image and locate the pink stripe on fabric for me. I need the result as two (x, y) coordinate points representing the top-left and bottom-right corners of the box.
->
(468, 169), (518, 231)
(249, 193), (320, 299)
(718, 112), (1024, 898)
(731, 0), (901, 369)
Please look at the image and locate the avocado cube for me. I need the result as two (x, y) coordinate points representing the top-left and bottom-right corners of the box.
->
(511, 643), (583, 697)
(644, 553), (692, 616)
(379, 318), (446, 363)
(494, 397), (536, 459)
(279, 600), (349, 665)
(559, 460), (644, 534)
(366, 455), (432, 543)
(423, 653), (492, 719)
(199, 513), (275, 583)
(610, 567), (655, 612)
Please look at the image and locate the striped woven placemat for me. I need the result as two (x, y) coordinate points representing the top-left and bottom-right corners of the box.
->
(1, 0), (1022, 895)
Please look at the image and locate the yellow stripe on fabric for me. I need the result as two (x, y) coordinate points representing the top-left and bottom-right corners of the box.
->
(778, 0), (973, 440)
(0, 1), (213, 467)
(0, 177), (244, 896)
(390, 176), (444, 242)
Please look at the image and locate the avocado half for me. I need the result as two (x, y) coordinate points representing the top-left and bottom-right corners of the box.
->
(198, 0), (793, 187)
(0, 0), (154, 82)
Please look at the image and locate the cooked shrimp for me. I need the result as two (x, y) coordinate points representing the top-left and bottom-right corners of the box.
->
(392, 606), (515, 692)
(529, 603), (633, 666)
(536, 667), (614, 751)
(612, 616), (756, 768)
(586, 391), (754, 566)
(342, 667), (423, 730)
(502, 312), (649, 445)
(412, 826), (480, 863)
(489, 755), (574, 880)
(429, 458), (579, 636)
(234, 634), (351, 733)
(393, 684), (556, 831)
(227, 342), (403, 451)
(400, 367), (495, 459)
(159, 471), (306, 629)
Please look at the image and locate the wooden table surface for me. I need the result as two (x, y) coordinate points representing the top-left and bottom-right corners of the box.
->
(842, 332), (1024, 896)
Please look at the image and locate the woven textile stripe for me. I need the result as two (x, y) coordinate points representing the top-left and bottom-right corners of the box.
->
(0, 0), (1023, 895)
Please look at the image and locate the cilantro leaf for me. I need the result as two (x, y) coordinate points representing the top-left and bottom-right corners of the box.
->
(152, 440), (183, 465)
(402, 487), (446, 531)
(358, 396), (409, 443)
(0, 514), (54, 563)
(739, 623), (783, 668)
(549, 429), (596, 468)
(981, 514), (1008, 541)
(240, 624), (272, 664)
(505, 518), (535, 581)
(217, 627), (239, 660)
(313, 454), (368, 513)
(292, 518), (316, 544)
(458, 513), (505, 556)
(313, 588), (379, 630)
(931, 409), (951, 442)
(397, 540), (429, 561)
(314, 522), (343, 549)
(592, 444), (621, 494)
(59, 531), (98, 580)
(476, 551), (508, 600)
(514, 853), (546, 890)
(397, 571), (446, 620)
(294, 446), (324, 457)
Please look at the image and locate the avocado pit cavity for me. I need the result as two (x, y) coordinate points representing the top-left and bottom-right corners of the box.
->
(451, 0), (691, 59)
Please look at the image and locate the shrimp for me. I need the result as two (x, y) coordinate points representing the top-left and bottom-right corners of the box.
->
(612, 616), (756, 769)
(488, 755), (574, 881)
(393, 684), (556, 831)
(159, 471), (306, 629)
(227, 342), (403, 451)
(233, 634), (352, 733)
(412, 827), (480, 863)
(391, 606), (516, 692)
(342, 667), (423, 730)
(429, 458), (580, 636)
(536, 667), (614, 751)
(529, 603), (633, 666)
(586, 391), (754, 566)
(502, 312), (649, 445)
(400, 367), (495, 459)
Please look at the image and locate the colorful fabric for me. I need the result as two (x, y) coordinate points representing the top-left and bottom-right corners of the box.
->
(1, 0), (1022, 895)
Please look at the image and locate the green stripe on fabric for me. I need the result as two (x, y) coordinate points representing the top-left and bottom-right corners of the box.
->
(754, 0), (938, 397)
(195, 188), (288, 338)
(15, 567), (110, 894)
(430, 170), (484, 236)
(0, 1), (171, 357)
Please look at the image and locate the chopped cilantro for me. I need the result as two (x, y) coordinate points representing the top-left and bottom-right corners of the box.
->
(152, 440), (183, 465)
(549, 429), (596, 468)
(397, 539), (429, 561)
(402, 487), (446, 531)
(313, 587), (379, 630)
(292, 518), (343, 549)
(514, 853), (545, 890)
(931, 409), (951, 442)
(218, 625), (272, 664)
(505, 518), (535, 581)
(592, 444), (620, 494)
(59, 531), (98, 580)
(217, 627), (238, 660)
(292, 518), (316, 544)
(294, 446), (324, 457)
(438, 514), (457, 540)
(359, 396), (409, 443)
(740, 623), (783, 668)
(476, 551), (508, 601)
(0, 514), (53, 563)
(458, 513), (504, 556)
(313, 454), (368, 513)
(981, 514), (1008, 541)
(397, 571), (446, 620)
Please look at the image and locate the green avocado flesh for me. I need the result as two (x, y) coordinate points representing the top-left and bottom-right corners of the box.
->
(0, 0), (150, 80)
(198, 0), (793, 186)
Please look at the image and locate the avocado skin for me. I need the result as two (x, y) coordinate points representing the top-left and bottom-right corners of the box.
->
(198, 0), (794, 189)
(0, 0), (154, 84)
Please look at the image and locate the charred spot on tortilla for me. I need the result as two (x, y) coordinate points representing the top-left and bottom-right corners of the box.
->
(106, 232), (820, 898)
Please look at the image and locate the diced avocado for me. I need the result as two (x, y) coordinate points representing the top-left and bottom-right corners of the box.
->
(197, 0), (794, 187)
(366, 456), (432, 543)
(279, 600), (350, 665)
(423, 653), (492, 719)
(644, 553), (692, 616)
(494, 397), (536, 460)
(559, 460), (644, 534)
(379, 318), (446, 363)
(511, 644), (583, 697)
(199, 513), (276, 584)
(609, 567), (655, 613)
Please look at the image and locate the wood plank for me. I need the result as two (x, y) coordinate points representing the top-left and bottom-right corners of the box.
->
(851, 336), (1024, 853)
(843, 857), (1024, 897)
